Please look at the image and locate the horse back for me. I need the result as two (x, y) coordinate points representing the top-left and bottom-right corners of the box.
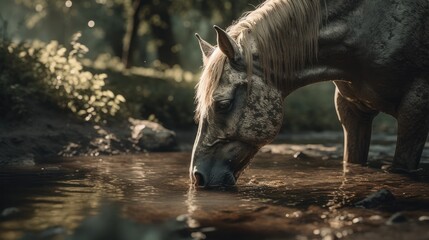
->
(348, 0), (429, 73)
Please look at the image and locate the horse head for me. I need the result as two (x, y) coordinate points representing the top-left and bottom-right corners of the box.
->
(190, 26), (284, 187)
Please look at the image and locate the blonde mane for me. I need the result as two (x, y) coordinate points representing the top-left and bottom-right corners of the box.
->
(195, 0), (321, 120)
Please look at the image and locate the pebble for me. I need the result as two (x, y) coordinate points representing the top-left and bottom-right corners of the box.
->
(293, 151), (308, 159)
(354, 189), (395, 208)
(41, 166), (60, 171)
(369, 215), (383, 221)
(176, 214), (188, 222)
(1, 207), (19, 217)
(191, 232), (206, 240)
(352, 217), (363, 223)
(386, 212), (407, 225)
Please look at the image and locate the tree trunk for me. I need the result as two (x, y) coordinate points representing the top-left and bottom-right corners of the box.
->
(105, 4), (126, 58)
(149, 3), (179, 67)
(122, 0), (143, 69)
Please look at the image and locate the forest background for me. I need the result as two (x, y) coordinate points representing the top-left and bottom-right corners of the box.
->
(0, 0), (396, 133)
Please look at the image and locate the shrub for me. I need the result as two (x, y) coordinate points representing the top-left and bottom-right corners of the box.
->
(0, 40), (43, 118)
(0, 32), (125, 122)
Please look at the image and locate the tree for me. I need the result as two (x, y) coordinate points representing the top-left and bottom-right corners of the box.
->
(122, 0), (143, 68)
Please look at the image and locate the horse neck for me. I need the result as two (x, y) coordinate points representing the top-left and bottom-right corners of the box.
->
(285, 0), (363, 96)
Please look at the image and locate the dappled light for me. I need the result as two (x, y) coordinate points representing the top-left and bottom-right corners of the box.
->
(1, 33), (125, 122)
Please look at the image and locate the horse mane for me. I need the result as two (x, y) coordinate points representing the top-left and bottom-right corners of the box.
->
(195, 0), (321, 120)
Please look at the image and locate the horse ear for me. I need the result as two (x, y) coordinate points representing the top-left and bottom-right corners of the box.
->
(195, 33), (214, 64)
(214, 25), (240, 61)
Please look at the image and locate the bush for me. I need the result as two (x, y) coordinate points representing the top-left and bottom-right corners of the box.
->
(0, 32), (125, 122)
(0, 40), (43, 118)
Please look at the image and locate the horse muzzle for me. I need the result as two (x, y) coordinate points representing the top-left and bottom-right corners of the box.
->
(192, 166), (236, 187)
(190, 140), (258, 187)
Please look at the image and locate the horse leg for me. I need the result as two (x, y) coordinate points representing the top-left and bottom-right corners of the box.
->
(392, 78), (429, 171)
(334, 87), (379, 165)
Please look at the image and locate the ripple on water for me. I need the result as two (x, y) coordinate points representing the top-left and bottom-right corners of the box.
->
(1, 151), (429, 240)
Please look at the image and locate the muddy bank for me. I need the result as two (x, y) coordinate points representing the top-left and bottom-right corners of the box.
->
(0, 104), (177, 166)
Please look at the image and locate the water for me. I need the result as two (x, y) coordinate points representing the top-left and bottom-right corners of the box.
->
(1, 151), (429, 239)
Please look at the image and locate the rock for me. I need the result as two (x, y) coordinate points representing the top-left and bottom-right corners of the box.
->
(369, 215), (383, 221)
(1, 207), (20, 217)
(17, 156), (36, 167)
(19, 226), (66, 240)
(41, 166), (60, 171)
(386, 212), (408, 225)
(293, 151), (308, 159)
(354, 189), (395, 208)
(129, 118), (177, 151)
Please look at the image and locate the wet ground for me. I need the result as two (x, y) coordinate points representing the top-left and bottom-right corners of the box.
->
(1, 141), (429, 240)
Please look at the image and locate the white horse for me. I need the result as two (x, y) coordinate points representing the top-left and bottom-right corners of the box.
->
(190, 0), (429, 187)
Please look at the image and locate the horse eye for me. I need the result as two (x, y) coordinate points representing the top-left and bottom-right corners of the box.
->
(215, 99), (233, 113)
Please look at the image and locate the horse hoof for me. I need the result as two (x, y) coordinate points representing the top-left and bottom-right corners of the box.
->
(383, 165), (423, 175)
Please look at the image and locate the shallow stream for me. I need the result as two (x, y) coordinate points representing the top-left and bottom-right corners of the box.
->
(1, 146), (429, 239)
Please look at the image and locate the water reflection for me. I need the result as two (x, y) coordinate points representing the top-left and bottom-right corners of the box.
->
(1, 151), (429, 240)
(185, 186), (200, 229)
(326, 161), (352, 210)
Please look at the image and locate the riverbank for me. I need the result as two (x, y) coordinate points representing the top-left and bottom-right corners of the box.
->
(0, 101), (178, 166)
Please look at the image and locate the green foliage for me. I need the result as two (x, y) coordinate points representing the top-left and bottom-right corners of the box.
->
(284, 82), (397, 133)
(0, 41), (42, 118)
(284, 83), (340, 132)
(99, 66), (196, 129)
(0, 1), (397, 132)
(38, 32), (125, 122)
(86, 53), (198, 128)
(0, 33), (125, 122)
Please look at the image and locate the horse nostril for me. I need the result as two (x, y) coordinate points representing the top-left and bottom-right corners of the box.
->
(194, 172), (205, 187)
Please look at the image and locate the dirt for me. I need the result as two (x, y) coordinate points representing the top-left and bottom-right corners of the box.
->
(0, 101), (178, 166)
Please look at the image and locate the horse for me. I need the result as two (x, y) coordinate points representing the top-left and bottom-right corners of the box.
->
(190, 0), (429, 187)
